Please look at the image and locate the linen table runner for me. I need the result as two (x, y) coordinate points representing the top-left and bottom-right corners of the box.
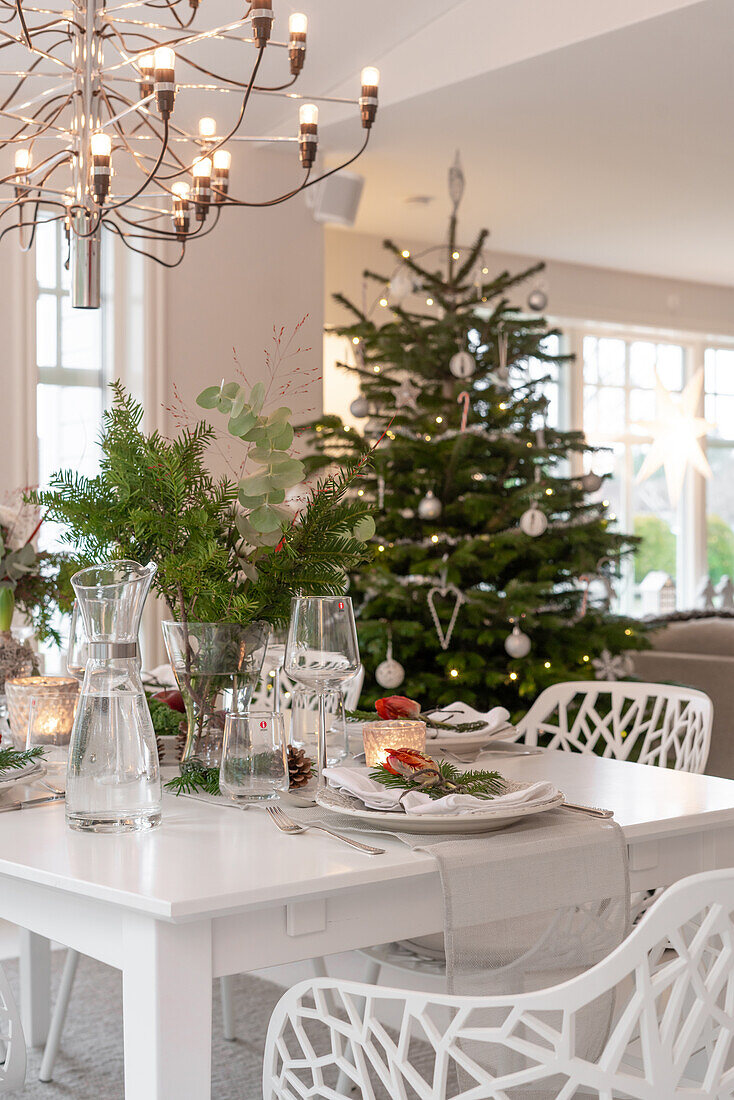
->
(284, 801), (630, 1099)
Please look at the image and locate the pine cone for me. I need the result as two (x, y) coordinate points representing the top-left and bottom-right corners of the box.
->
(287, 745), (313, 789)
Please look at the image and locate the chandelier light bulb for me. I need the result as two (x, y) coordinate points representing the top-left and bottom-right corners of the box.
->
(154, 47), (176, 119)
(299, 103), (318, 127)
(192, 156), (211, 222)
(251, 0), (274, 47)
(14, 148), (31, 173)
(139, 53), (155, 98)
(289, 13), (307, 74)
(171, 181), (190, 239)
(198, 116), (216, 141)
(90, 131), (111, 157)
(90, 130), (112, 204)
(298, 103), (318, 168)
(212, 148), (231, 201)
(360, 66), (379, 128)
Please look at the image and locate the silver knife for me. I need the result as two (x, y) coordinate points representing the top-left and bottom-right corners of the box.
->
(0, 794), (65, 813)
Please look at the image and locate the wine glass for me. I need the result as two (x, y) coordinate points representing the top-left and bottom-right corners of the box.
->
(66, 600), (88, 681)
(284, 596), (360, 785)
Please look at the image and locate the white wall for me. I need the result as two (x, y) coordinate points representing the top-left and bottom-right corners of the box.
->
(150, 145), (325, 445)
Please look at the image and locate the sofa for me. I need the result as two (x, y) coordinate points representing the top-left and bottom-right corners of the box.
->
(631, 615), (734, 780)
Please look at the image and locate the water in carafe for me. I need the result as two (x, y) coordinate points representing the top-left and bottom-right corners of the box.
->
(66, 560), (162, 832)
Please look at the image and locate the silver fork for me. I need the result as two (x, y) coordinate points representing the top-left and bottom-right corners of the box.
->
(266, 804), (386, 855)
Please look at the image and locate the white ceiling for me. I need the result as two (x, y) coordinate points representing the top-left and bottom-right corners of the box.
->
(315, 0), (734, 287)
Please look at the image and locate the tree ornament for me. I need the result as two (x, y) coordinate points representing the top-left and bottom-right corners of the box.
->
(400, 508), (415, 519)
(350, 396), (370, 418)
(591, 649), (634, 682)
(448, 150), (465, 212)
(427, 575), (466, 650)
(519, 503), (548, 537)
(375, 630), (405, 689)
(489, 325), (511, 389)
(580, 471), (603, 493)
(449, 350), (475, 379)
(504, 623), (531, 658)
(635, 368), (712, 506)
(395, 377), (421, 412)
(527, 285), (548, 312)
(457, 390), (470, 432)
(388, 267), (416, 306)
(418, 490), (442, 520)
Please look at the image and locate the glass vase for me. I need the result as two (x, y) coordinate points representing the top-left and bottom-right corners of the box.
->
(162, 620), (270, 767)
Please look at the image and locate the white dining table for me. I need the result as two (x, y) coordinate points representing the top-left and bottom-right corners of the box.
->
(5, 748), (734, 1099)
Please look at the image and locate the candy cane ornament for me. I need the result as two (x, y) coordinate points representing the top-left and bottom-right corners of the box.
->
(457, 391), (470, 432)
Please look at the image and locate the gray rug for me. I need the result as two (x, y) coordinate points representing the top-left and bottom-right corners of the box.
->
(3, 951), (286, 1099)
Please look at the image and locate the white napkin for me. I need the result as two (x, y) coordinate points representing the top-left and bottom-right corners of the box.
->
(323, 766), (558, 817)
(424, 701), (512, 740)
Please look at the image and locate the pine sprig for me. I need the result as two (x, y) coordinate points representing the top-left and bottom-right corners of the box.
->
(0, 745), (45, 773)
(164, 759), (221, 797)
(370, 759), (505, 801)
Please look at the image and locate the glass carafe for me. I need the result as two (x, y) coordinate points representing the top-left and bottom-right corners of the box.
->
(66, 560), (162, 833)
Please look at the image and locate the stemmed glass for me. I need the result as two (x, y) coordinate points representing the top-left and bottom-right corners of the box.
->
(284, 596), (360, 785)
(66, 600), (88, 681)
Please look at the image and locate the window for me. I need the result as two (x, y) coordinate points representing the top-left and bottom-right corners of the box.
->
(704, 348), (734, 587)
(35, 218), (112, 551)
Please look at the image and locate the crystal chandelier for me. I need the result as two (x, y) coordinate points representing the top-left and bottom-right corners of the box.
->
(1, 0), (379, 307)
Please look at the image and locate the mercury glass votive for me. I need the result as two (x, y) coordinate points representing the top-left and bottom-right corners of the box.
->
(362, 720), (427, 767)
(5, 676), (79, 749)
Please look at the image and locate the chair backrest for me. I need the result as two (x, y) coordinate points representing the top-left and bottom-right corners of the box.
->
(514, 680), (712, 773)
(264, 869), (734, 1100)
(249, 667), (364, 713)
(0, 962), (26, 1090)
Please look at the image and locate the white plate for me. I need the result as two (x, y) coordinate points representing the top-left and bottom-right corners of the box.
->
(0, 761), (45, 792)
(316, 780), (564, 834)
(424, 723), (517, 751)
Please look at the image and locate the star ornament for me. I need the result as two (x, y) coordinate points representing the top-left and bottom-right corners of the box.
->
(394, 377), (421, 412)
(635, 369), (712, 507)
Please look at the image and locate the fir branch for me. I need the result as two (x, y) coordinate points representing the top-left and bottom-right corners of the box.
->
(164, 759), (221, 797)
(0, 745), (45, 773)
(370, 759), (506, 800)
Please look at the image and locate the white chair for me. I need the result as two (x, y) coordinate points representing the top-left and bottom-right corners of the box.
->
(39, 666), (365, 1080)
(513, 680), (713, 773)
(0, 963), (26, 1091)
(264, 869), (734, 1099)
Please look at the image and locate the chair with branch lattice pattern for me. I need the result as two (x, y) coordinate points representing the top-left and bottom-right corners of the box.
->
(513, 680), (712, 773)
(264, 869), (734, 1100)
(0, 963), (26, 1091)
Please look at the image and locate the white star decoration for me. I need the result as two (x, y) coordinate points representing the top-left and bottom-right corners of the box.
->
(394, 377), (421, 412)
(635, 368), (712, 506)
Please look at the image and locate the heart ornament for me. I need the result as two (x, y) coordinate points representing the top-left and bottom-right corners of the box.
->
(427, 583), (466, 651)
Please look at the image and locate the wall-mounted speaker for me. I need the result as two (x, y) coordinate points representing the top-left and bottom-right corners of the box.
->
(306, 170), (364, 227)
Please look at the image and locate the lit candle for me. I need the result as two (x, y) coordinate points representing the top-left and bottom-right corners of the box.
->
(5, 677), (78, 749)
(362, 720), (426, 768)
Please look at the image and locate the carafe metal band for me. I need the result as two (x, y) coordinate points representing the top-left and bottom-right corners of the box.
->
(88, 642), (139, 659)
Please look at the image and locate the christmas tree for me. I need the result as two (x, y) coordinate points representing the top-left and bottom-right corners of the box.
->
(305, 156), (644, 717)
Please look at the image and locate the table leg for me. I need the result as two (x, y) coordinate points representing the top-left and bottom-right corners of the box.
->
(122, 915), (213, 1100)
(18, 929), (50, 1047)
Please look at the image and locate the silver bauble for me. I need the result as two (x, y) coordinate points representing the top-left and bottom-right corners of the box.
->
(349, 396), (370, 419)
(418, 490), (442, 520)
(527, 287), (548, 312)
(580, 472), (604, 493)
(519, 504), (548, 537)
(504, 624), (531, 658)
(449, 350), (476, 379)
(375, 657), (405, 689)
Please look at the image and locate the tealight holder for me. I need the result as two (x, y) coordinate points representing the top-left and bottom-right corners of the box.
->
(362, 719), (426, 767)
(5, 676), (79, 749)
